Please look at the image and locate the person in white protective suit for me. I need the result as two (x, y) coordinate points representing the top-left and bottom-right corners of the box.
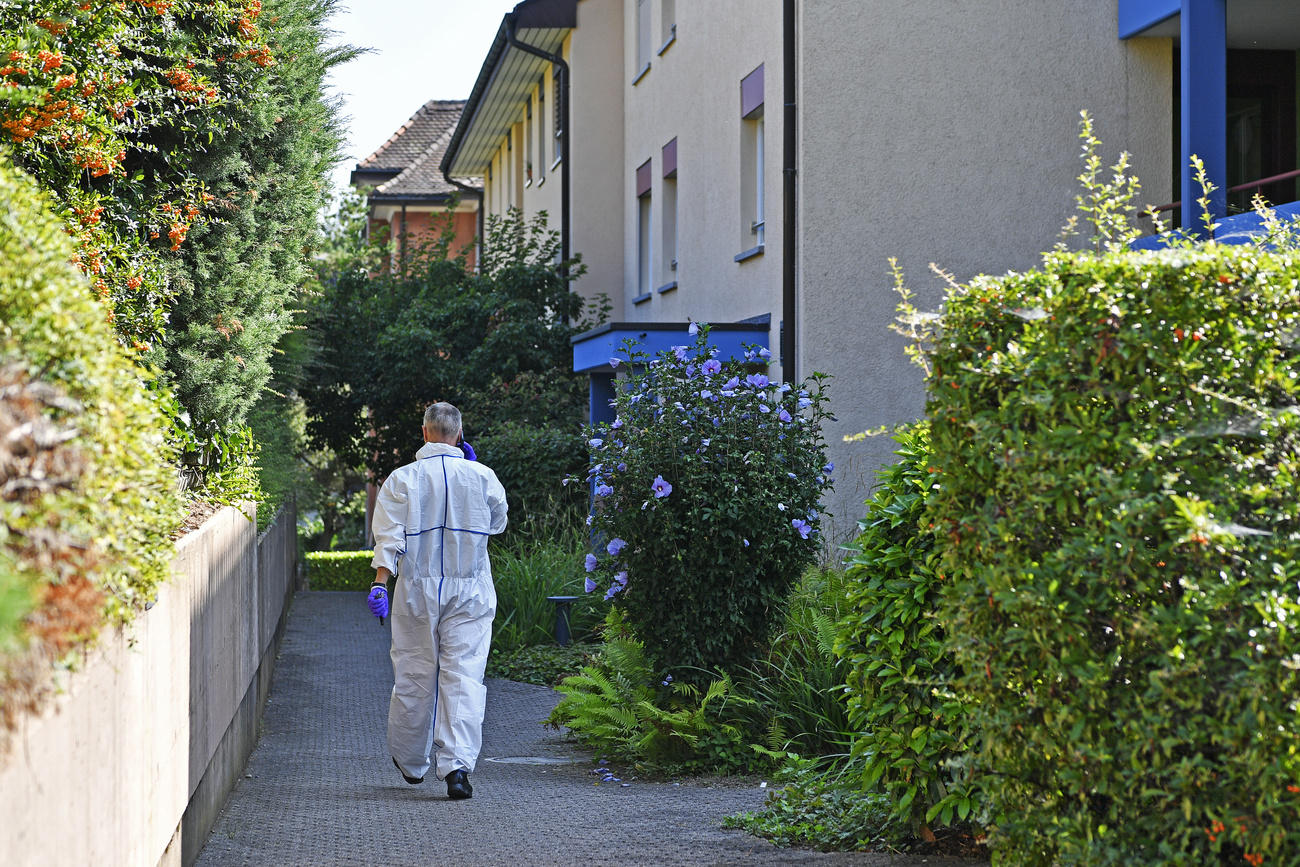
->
(367, 401), (508, 800)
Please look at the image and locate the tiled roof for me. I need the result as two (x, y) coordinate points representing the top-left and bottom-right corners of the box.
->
(372, 128), (461, 198)
(356, 99), (466, 176)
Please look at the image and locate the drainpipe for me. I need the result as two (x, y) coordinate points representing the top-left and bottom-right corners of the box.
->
(399, 202), (407, 275)
(781, 0), (797, 382)
(506, 14), (571, 295)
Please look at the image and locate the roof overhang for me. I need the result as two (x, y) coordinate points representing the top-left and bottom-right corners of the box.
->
(572, 321), (771, 375)
(442, 0), (577, 179)
(350, 166), (400, 188)
(1120, 0), (1300, 48)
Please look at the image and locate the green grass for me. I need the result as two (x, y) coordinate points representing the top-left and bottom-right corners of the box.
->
(737, 566), (855, 758)
(490, 528), (601, 655)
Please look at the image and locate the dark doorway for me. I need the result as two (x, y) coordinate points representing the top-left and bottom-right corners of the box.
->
(1172, 49), (1297, 220)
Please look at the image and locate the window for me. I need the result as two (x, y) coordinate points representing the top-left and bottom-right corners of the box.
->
(536, 79), (546, 183)
(553, 65), (563, 165)
(636, 158), (653, 299)
(660, 138), (677, 286)
(511, 124), (523, 207)
(661, 0), (676, 52)
(524, 100), (533, 186)
(739, 64), (765, 257)
(636, 0), (652, 77)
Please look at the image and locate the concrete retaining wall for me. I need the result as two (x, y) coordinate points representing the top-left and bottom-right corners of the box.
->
(0, 501), (299, 867)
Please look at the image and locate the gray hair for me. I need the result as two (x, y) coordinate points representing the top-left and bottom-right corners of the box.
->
(423, 402), (462, 438)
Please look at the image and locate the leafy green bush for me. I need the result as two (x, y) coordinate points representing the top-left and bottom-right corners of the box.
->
(0, 1), (348, 497)
(835, 423), (976, 835)
(0, 155), (181, 651)
(722, 756), (897, 852)
(925, 243), (1300, 863)
(305, 550), (372, 590)
(304, 208), (599, 486)
(474, 420), (587, 536)
(582, 325), (834, 683)
(548, 610), (760, 773)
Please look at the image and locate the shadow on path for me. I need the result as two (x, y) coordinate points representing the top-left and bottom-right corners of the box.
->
(195, 591), (982, 866)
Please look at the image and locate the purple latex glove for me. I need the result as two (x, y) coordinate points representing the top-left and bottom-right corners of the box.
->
(367, 583), (389, 623)
(459, 440), (477, 461)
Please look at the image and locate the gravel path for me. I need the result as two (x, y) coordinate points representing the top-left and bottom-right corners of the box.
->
(195, 591), (984, 866)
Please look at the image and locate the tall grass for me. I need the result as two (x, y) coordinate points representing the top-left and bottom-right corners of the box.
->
(739, 566), (855, 760)
(491, 525), (600, 655)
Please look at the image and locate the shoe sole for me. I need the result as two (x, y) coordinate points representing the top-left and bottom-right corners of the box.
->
(392, 757), (423, 785)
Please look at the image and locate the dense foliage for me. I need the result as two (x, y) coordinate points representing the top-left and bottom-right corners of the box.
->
(304, 208), (599, 529)
(161, 0), (350, 476)
(581, 325), (833, 683)
(0, 0), (348, 492)
(0, 157), (180, 665)
(835, 423), (975, 835)
(925, 244), (1300, 864)
(489, 528), (600, 655)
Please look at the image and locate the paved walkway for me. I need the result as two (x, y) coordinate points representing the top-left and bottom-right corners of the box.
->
(196, 592), (983, 866)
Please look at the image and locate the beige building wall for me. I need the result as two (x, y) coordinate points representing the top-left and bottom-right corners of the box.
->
(569, 3), (627, 314)
(619, 0), (787, 378)
(477, 1), (625, 320)
(797, 0), (1172, 542)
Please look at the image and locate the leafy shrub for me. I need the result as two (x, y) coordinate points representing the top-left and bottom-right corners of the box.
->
(0, 156), (181, 654)
(304, 208), (599, 485)
(925, 243), (1300, 864)
(0, 1), (347, 496)
(722, 756), (897, 852)
(486, 642), (598, 686)
(741, 566), (855, 761)
(582, 325), (834, 683)
(548, 610), (760, 773)
(473, 420), (587, 536)
(835, 422), (977, 835)
(305, 550), (372, 590)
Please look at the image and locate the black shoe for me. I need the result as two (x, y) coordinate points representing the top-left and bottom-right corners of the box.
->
(446, 769), (472, 800)
(393, 757), (423, 785)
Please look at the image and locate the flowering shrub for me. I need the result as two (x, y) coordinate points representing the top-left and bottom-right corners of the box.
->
(0, 1), (345, 493)
(580, 324), (833, 683)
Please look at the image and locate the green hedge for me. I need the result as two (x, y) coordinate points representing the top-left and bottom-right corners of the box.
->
(836, 422), (975, 836)
(928, 246), (1300, 863)
(305, 550), (373, 591)
(0, 154), (181, 655)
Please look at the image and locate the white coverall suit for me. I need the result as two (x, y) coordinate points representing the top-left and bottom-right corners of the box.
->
(371, 441), (508, 782)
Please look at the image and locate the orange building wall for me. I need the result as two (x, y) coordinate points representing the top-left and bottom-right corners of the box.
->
(378, 208), (477, 270)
